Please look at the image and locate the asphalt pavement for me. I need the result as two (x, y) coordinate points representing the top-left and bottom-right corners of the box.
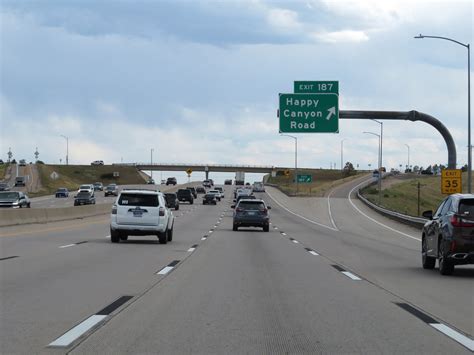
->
(0, 181), (472, 354)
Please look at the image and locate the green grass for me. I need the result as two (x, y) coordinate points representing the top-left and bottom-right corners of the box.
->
(31, 164), (147, 197)
(361, 172), (474, 217)
(0, 164), (8, 180)
(266, 169), (364, 196)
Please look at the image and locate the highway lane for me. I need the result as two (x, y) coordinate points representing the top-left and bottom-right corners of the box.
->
(0, 190), (228, 354)
(0, 184), (472, 353)
(73, 186), (469, 354)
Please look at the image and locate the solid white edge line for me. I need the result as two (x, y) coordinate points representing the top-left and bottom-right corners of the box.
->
(341, 271), (362, 281)
(429, 323), (474, 351)
(266, 189), (338, 232)
(326, 188), (339, 230)
(48, 315), (107, 347)
(309, 250), (319, 256)
(187, 247), (196, 252)
(348, 180), (421, 241)
(156, 266), (174, 275)
(59, 244), (75, 248)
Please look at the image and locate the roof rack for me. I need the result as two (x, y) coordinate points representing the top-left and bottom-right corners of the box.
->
(121, 188), (160, 192)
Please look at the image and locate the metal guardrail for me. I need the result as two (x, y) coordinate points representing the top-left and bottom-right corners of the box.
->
(356, 186), (428, 229)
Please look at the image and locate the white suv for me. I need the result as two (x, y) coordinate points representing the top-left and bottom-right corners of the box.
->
(110, 189), (174, 244)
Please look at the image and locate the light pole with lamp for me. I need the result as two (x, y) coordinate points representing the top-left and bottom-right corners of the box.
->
(60, 135), (69, 165)
(364, 131), (382, 204)
(280, 134), (298, 194)
(404, 144), (410, 172)
(371, 119), (383, 173)
(415, 34), (471, 192)
(150, 148), (154, 181)
(341, 139), (347, 171)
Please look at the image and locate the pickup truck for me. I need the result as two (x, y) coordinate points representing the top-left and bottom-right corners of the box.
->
(15, 176), (26, 187)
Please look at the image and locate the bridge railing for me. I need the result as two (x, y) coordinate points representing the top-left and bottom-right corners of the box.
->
(114, 163), (275, 169)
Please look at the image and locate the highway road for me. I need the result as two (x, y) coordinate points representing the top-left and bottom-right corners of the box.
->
(0, 180), (472, 354)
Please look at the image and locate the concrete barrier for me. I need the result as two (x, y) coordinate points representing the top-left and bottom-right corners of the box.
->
(0, 203), (113, 227)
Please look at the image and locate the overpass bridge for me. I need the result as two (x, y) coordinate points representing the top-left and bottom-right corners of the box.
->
(114, 163), (287, 180)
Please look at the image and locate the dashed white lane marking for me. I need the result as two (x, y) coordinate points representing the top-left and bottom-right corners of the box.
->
(341, 271), (362, 281)
(309, 250), (319, 256)
(266, 189), (337, 232)
(201, 237), (207, 241)
(105, 235), (110, 239)
(156, 266), (174, 275)
(348, 180), (421, 242)
(59, 244), (75, 248)
(281, 232), (287, 236)
(429, 324), (474, 351)
(292, 240), (299, 244)
(48, 315), (106, 347)
(209, 230), (213, 234)
(187, 247), (196, 252)
(274, 227), (278, 230)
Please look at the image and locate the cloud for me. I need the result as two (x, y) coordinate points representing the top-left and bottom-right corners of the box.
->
(311, 30), (369, 43)
(266, 8), (302, 33)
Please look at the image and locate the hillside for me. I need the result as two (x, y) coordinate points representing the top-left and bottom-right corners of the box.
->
(32, 164), (147, 196)
(265, 168), (365, 196)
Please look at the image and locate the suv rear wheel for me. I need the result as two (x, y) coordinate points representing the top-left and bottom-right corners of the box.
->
(422, 236), (435, 269)
(438, 239), (454, 275)
(111, 229), (120, 243)
(158, 231), (168, 244)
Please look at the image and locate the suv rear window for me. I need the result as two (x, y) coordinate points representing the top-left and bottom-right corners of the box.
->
(118, 193), (159, 207)
(238, 201), (265, 210)
(458, 199), (474, 217)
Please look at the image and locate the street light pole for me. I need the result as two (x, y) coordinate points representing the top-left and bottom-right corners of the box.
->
(60, 135), (69, 165)
(415, 34), (471, 192)
(404, 144), (410, 172)
(280, 134), (298, 194)
(364, 131), (382, 205)
(341, 139), (347, 171)
(150, 148), (154, 180)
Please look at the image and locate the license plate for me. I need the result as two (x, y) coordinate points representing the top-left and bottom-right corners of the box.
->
(133, 211), (143, 217)
(247, 211), (256, 215)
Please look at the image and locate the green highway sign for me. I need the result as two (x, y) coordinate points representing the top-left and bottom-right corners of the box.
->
(297, 174), (312, 183)
(294, 81), (339, 94)
(279, 93), (339, 133)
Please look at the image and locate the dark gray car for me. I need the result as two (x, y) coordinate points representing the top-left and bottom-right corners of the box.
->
(422, 193), (474, 275)
(232, 199), (271, 232)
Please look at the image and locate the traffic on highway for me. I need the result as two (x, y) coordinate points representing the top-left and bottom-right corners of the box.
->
(1, 1), (473, 354)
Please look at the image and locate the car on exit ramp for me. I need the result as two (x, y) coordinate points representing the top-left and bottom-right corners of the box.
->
(421, 194), (474, 275)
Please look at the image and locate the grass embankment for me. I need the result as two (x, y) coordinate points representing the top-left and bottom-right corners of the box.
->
(266, 169), (365, 196)
(33, 164), (146, 196)
(0, 164), (8, 180)
(361, 172), (474, 217)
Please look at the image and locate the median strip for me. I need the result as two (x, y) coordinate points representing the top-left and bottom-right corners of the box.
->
(48, 296), (133, 348)
(395, 303), (473, 351)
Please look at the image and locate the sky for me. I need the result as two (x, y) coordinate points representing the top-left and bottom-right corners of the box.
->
(0, 0), (473, 183)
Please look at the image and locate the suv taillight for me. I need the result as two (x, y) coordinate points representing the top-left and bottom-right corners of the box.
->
(111, 205), (117, 215)
(159, 207), (165, 216)
(450, 215), (474, 227)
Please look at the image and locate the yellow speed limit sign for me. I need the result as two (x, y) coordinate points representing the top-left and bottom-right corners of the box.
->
(186, 168), (193, 175)
(441, 169), (462, 194)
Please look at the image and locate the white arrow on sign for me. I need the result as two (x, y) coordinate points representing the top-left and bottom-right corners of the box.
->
(326, 107), (336, 120)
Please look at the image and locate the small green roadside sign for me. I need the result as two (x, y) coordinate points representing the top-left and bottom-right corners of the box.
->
(294, 81), (339, 94)
(297, 174), (312, 183)
(279, 93), (339, 133)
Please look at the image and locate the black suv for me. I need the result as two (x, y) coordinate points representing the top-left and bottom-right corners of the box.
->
(177, 189), (194, 204)
(74, 191), (96, 206)
(422, 194), (474, 275)
(164, 192), (180, 210)
(186, 187), (198, 198)
(166, 177), (177, 185)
